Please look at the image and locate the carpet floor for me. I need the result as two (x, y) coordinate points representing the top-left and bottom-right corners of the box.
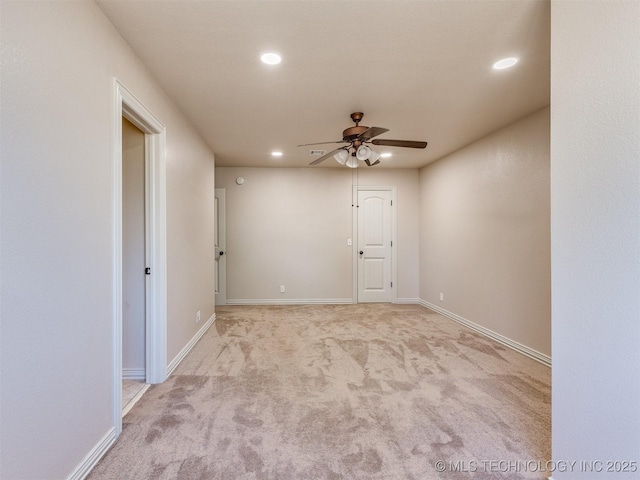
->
(89, 304), (550, 479)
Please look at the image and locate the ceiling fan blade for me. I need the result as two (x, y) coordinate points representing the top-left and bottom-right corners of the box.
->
(297, 140), (347, 147)
(309, 147), (347, 165)
(371, 139), (428, 149)
(358, 126), (389, 141)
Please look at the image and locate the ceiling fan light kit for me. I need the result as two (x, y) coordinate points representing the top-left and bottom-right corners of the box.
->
(299, 112), (428, 167)
(345, 156), (359, 169)
(356, 145), (371, 161)
(333, 149), (348, 165)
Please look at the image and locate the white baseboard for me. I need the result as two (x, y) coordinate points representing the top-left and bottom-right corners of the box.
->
(394, 298), (420, 304)
(66, 427), (116, 480)
(122, 368), (145, 380)
(226, 298), (353, 305)
(419, 300), (551, 367)
(166, 313), (216, 377)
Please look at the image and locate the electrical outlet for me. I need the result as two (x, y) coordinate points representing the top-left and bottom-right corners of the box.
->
(280, 285), (285, 293)
(439, 293), (444, 302)
(196, 310), (201, 323)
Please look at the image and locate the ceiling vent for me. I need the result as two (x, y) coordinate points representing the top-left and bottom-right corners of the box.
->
(308, 149), (326, 156)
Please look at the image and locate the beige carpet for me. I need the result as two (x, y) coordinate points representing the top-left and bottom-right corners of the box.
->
(89, 304), (550, 479)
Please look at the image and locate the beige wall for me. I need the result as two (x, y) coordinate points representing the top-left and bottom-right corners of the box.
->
(0, 2), (215, 478)
(215, 167), (420, 302)
(122, 117), (146, 373)
(551, 1), (640, 474)
(419, 107), (550, 356)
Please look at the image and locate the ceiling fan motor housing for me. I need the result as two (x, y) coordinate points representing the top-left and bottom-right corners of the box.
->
(342, 125), (369, 142)
(343, 112), (367, 141)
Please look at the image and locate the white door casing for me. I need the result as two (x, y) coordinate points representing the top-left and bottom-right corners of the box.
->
(354, 187), (395, 303)
(114, 79), (167, 437)
(214, 188), (227, 305)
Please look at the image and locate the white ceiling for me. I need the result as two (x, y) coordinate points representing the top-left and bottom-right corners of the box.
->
(97, 0), (550, 169)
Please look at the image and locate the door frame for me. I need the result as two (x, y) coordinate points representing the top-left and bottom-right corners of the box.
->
(113, 80), (167, 436)
(352, 185), (397, 304)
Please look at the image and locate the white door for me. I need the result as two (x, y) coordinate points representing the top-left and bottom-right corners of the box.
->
(214, 188), (227, 305)
(357, 189), (392, 303)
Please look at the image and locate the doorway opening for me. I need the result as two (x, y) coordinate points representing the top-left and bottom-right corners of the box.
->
(114, 80), (167, 434)
(352, 186), (397, 303)
(214, 188), (227, 306)
(121, 117), (150, 415)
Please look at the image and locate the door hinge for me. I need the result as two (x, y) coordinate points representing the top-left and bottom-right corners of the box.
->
(391, 200), (393, 206)
(391, 281), (393, 288)
(391, 241), (393, 247)
(145, 267), (151, 275)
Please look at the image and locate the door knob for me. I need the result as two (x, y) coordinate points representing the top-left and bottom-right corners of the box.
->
(359, 251), (363, 255)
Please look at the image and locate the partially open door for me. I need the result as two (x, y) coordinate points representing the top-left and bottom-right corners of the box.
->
(215, 188), (227, 305)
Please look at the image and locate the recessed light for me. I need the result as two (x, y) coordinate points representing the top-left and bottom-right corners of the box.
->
(492, 57), (518, 70)
(271, 151), (283, 157)
(380, 153), (392, 158)
(261, 52), (282, 65)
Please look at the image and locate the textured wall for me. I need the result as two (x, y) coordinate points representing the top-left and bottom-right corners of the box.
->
(216, 168), (353, 301)
(551, 1), (640, 476)
(214, 167), (420, 302)
(419, 107), (551, 356)
(0, 2), (215, 478)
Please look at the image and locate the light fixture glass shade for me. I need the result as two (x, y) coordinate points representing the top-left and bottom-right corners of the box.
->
(356, 145), (371, 161)
(333, 149), (348, 165)
(368, 148), (380, 163)
(346, 156), (359, 168)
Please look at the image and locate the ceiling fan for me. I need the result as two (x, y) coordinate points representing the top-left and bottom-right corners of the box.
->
(298, 112), (428, 167)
